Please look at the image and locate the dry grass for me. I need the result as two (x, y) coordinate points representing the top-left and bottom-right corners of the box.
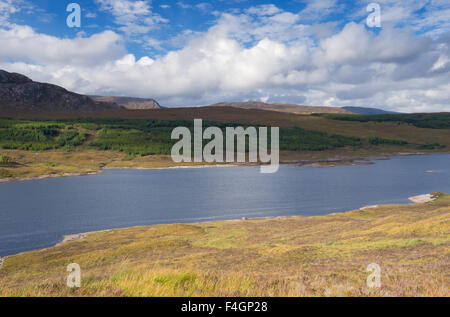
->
(0, 149), (121, 180)
(1, 194), (448, 297)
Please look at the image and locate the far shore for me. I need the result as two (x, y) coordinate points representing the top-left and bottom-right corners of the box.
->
(0, 171), (103, 183)
(1, 151), (443, 184)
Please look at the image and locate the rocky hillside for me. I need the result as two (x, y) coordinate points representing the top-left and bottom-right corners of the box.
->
(210, 101), (351, 114)
(0, 70), (122, 112)
(90, 96), (161, 109)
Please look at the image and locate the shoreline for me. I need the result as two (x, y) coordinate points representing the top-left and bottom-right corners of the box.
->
(55, 229), (112, 246)
(0, 171), (103, 183)
(0, 190), (443, 259)
(103, 163), (243, 171)
(54, 192), (440, 245)
(408, 193), (435, 203)
(1, 151), (443, 183)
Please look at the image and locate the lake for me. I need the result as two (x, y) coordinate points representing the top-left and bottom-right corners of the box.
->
(0, 154), (449, 256)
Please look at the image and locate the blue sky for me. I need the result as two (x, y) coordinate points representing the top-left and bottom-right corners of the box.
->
(0, 0), (449, 112)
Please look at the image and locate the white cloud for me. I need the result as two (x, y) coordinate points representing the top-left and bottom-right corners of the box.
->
(298, 0), (341, 22)
(176, 2), (192, 10)
(0, 25), (124, 66)
(196, 2), (213, 14)
(85, 12), (97, 18)
(0, 0), (25, 26)
(352, 0), (450, 37)
(245, 4), (283, 16)
(318, 23), (432, 65)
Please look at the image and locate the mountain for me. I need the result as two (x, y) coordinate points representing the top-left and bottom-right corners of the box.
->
(90, 96), (162, 109)
(0, 70), (122, 112)
(342, 106), (401, 115)
(210, 101), (351, 114)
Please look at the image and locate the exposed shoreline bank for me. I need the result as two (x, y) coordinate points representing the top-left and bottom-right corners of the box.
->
(0, 190), (441, 259)
(52, 192), (441, 247)
(408, 193), (436, 203)
(0, 171), (103, 183)
(55, 229), (112, 246)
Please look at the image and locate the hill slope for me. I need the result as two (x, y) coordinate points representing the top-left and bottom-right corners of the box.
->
(211, 101), (351, 114)
(0, 70), (122, 112)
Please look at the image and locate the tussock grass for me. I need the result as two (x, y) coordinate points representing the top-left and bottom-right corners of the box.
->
(0, 195), (449, 297)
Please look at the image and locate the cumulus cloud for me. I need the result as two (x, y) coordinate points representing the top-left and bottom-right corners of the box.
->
(318, 23), (432, 65)
(0, 3), (449, 112)
(0, 25), (124, 66)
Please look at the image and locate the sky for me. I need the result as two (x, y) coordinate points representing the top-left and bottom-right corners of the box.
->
(0, 0), (449, 112)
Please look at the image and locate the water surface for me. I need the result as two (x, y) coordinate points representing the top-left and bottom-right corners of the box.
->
(0, 154), (449, 256)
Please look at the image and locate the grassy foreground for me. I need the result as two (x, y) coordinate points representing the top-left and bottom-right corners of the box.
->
(0, 194), (449, 297)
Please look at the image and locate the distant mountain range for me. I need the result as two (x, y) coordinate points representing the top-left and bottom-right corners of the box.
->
(210, 101), (351, 114)
(0, 69), (403, 115)
(210, 102), (402, 116)
(342, 106), (401, 115)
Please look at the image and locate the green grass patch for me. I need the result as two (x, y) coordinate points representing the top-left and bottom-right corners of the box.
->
(368, 137), (408, 146)
(405, 239), (427, 246)
(417, 143), (446, 150)
(0, 154), (13, 166)
(41, 162), (57, 167)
